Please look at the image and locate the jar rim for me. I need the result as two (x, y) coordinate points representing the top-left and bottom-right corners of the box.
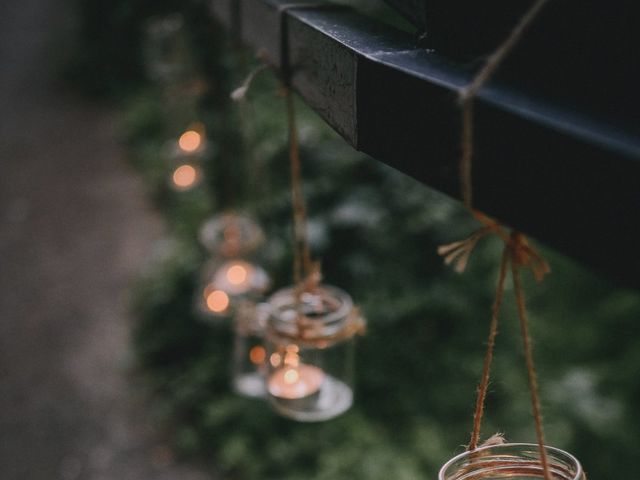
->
(199, 213), (265, 256)
(268, 285), (354, 339)
(438, 443), (584, 480)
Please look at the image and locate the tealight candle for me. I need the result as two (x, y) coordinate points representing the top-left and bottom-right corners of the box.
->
(268, 364), (325, 401)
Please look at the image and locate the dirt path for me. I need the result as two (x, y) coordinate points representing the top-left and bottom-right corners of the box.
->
(0, 1), (212, 479)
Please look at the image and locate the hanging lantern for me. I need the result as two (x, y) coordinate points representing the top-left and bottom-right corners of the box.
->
(197, 213), (270, 318)
(264, 285), (365, 422)
(199, 213), (265, 258)
(231, 301), (271, 398)
(438, 443), (585, 480)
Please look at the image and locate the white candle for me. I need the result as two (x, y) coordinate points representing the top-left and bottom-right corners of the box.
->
(268, 364), (325, 400)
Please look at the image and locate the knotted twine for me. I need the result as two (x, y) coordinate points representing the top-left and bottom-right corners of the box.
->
(438, 1), (553, 478)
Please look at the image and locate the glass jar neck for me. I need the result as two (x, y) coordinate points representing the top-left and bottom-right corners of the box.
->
(268, 285), (354, 341)
(439, 443), (584, 480)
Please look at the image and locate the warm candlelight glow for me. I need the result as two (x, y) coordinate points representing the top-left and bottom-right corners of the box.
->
(206, 289), (229, 313)
(283, 368), (300, 384)
(178, 130), (202, 152)
(213, 260), (257, 295)
(227, 264), (248, 285)
(249, 345), (266, 365)
(268, 364), (325, 400)
(270, 353), (282, 367)
(172, 164), (198, 189)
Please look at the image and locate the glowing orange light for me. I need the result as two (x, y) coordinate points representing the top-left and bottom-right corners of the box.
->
(226, 264), (248, 285)
(249, 346), (266, 365)
(178, 130), (202, 152)
(283, 368), (300, 385)
(206, 289), (229, 313)
(284, 352), (300, 367)
(172, 164), (198, 189)
(270, 353), (282, 367)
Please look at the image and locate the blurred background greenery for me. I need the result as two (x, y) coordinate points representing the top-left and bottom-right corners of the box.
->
(68, 0), (640, 478)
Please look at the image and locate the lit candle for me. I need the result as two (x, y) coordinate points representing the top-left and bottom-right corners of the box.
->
(214, 260), (255, 296)
(178, 129), (203, 153)
(268, 364), (325, 400)
(171, 164), (199, 190)
(203, 286), (230, 313)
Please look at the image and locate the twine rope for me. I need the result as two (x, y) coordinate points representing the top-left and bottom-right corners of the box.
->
(284, 88), (313, 288)
(459, 0), (551, 209)
(511, 232), (550, 478)
(468, 244), (510, 451)
(444, 2), (553, 476)
(440, 228), (551, 478)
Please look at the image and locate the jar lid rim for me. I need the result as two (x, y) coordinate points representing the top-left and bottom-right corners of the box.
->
(438, 442), (584, 480)
(268, 284), (354, 333)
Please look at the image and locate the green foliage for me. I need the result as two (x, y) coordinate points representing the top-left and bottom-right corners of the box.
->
(74, 1), (640, 478)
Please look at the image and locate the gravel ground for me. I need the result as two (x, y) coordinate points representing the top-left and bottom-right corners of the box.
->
(0, 1), (212, 479)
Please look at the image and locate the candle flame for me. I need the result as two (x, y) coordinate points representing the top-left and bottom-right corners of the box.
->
(249, 346), (266, 365)
(206, 289), (229, 313)
(284, 351), (300, 367)
(270, 353), (281, 367)
(178, 130), (202, 152)
(283, 368), (300, 385)
(227, 264), (248, 285)
(172, 164), (198, 189)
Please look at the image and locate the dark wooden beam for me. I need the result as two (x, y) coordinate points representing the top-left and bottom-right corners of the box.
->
(210, 0), (640, 289)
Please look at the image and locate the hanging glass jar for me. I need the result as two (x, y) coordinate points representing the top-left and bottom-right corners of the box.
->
(439, 443), (585, 480)
(231, 301), (271, 398)
(196, 213), (269, 318)
(265, 285), (365, 422)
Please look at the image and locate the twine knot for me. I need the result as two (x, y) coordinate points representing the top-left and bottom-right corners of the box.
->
(508, 231), (550, 282)
(438, 214), (549, 282)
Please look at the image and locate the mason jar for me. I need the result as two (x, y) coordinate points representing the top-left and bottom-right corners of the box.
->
(439, 443), (585, 480)
(265, 285), (365, 422)
(231, 302), (271, 398)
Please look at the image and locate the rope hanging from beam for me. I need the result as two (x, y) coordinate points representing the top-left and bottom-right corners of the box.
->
(439, 1), (554, 478)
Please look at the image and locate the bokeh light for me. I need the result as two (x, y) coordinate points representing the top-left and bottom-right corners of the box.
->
(249, 345), (266, 365)
(172, 164), (198, 189)
(178, 130), (202, 152)
(205, 289), (229, 313)
(227, 264), (248, 285)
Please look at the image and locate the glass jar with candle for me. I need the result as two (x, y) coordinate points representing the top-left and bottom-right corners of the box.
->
(265, 285), (365, 422)
(232, 302), (271, 398)
(196, 213), (270, 319)
(439, 443), (585, 480)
